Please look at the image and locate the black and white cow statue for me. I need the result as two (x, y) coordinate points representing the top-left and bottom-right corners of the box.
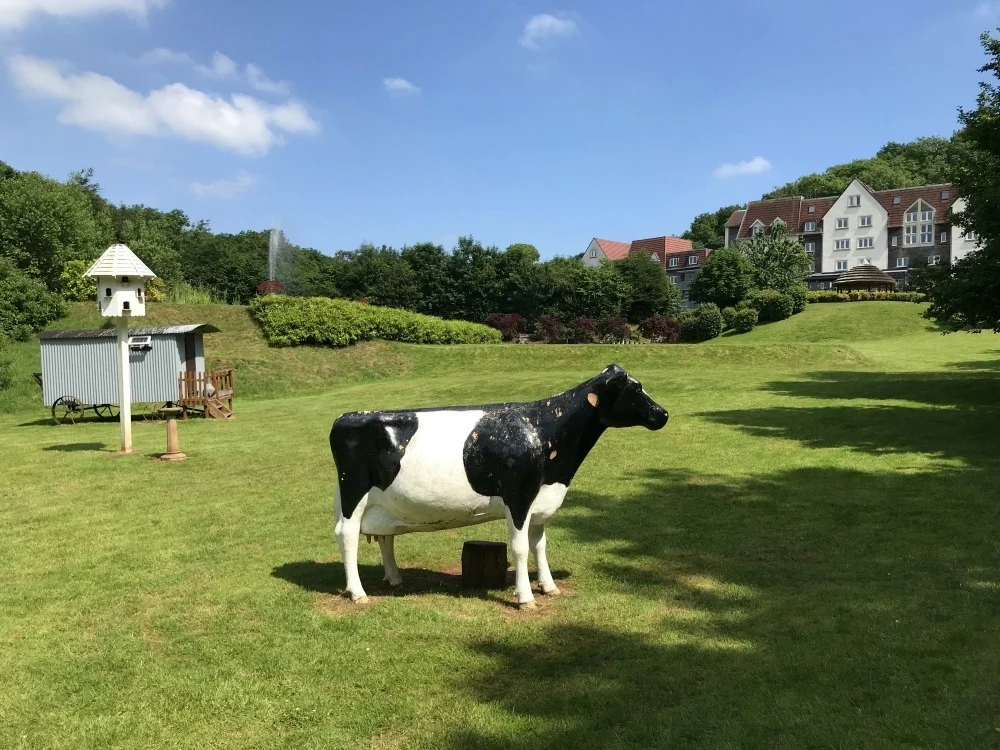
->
(330, 364), (668, 608)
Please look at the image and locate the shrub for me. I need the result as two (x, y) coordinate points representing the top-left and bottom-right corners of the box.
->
(59, 259), (97, 302)
(0, 336), (12, 391)
(486, 313), (528, 342)
(535, 314), (569, 343)
(743, 289), (794, 323)
(0, 258), (66, 341)
(249, 295), (502, 347)
(679, 303), (723, 342)
(567, 317), (598, 344)
(732, 307), (759, 333)
(787, 285), (807, 314)
(596, 316), (632, 343)
(638, 314), (681, 343)
(165, 281), (215, 305)
(806, 290), (927, 304)
(721, 306), (738, 330)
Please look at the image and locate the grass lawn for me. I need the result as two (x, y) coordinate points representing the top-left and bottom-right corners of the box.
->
(2, 302), (999, 748)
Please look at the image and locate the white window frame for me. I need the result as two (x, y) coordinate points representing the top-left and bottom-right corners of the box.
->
(805, 241), (816, 253)
(891, 235), (898, 247)
(848, 195), (861, 207)
(941, 190), (950, 200)
(835, 260), (848, 271)
(859, 215), (872, 227)
(808, 205), (816, 214)
(670, 275), (679, 284)
(688, 255), (698, 266)
(857, 237), (874, 249)
(836, 218), (849, 229)
(804, 221), (817, 232)
(896, 257), (909, 268)
(750, 220), (764, 236)
(920, 224), (933, 244)
(929, 255), (941, 266)
(590, 248), (597, 258)
(835, 239), (850, 250)
(668, 256), (678, 267)
(939, 232), (948, 243)
(966, 230), (979, 241)
(893, 196), (901, 205)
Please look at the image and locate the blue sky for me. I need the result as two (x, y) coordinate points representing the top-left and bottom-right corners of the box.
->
(1, 1), (997, 258)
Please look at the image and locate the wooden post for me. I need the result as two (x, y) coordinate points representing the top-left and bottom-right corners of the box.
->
(461, 541), (508, 589)
(159, 407), (187, 462)
(116, 315), (132, 454)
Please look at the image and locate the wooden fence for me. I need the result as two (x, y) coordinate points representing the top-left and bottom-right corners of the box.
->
(178, 369), (235, 417)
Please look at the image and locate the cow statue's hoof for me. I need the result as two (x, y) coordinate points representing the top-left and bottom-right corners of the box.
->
(349, 594), (369, 604)
(517, 599), (537, 610)
(541, 586), (561, 596)
(385, 577), (403, 588)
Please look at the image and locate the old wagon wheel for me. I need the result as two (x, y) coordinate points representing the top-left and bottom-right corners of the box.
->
(51, 396), (84, 425)
(93, 404), (119, 421)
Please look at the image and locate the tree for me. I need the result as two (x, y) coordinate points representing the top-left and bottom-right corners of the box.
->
(734, 222), (812, 293)
(401, 242), (455, 317)
(682, 205), (744, 251)
(59, 258), (97, 301)
(542, 257), (628, 322)
(614, 253), (682, 322)
(923, 30), (1000, 330)
(340, 244), (421, 309)
(689, 246), (755, 308)
(498, 243), (549, 321)
(0, 257), (66, 340)
(445, 237), (503, 321)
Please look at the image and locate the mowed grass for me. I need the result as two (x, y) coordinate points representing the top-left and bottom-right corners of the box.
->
(2, 303), (1000, 748)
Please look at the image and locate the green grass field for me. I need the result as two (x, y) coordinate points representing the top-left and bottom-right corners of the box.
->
(2, 302), (999, 748)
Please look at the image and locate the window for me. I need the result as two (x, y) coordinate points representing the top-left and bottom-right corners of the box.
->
(681, 290), (689, 300)
(121, 276), (130, 284)
(941, 190), (950, 200)
(688, 255), (698, 266)
(893, 196), (901, 205)
(920, 210), (934, 222)
(805, 241), (816, 253)
(905, 211), (918, 223)
(804, 221), (817, 232)
(105, 287), (112, 298)
(670, 275), (679, 284)
(940, 232), (948, 243)
(905, 226), (917, 245)
(836, 260), (848, 271)
(904, 200), (934, 246)
(896, 257), (909, 268)
(859, 215), (872, 227)
(668, 257), (678, 267)
(590, 249), (597, 258)
(751, 221), (764, 236)
(835, 239), (850, 250)
(849, 195), (861, 207)
(858, 237), (874, 249)
(891, 235), (898, 247)
(836, 218), (849, 229)
(679, 273), (686, 282)
(921, 225), (933, 244)
(137, 287), (143, 298)
(966, 230), (980, 241)
(808, 205), (816, 213)
(929, 255), (941, 266)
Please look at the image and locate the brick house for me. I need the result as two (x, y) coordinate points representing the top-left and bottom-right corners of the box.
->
(724, 181), (981, 290)
(583, 234), (706, 305)
(582, 238), (633, 267)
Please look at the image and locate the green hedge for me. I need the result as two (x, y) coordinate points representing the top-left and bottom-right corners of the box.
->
(250, 295), (503, 347)
(807, 291), (927, 303)
(741, 289), (794, 323)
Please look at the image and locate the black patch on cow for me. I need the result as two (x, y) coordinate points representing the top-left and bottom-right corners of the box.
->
(330, 411), (419, 519)
(463, 364), (668, 530)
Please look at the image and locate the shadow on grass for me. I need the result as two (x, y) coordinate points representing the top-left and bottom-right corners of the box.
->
(272, 560), (569, 607)
(41, 442), (107, 452)
(436, 369), (1000, 748)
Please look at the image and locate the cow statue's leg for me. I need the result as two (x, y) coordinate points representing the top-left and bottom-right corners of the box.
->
(506, 510), (535, 609)
(529, 524), (560, 595)
(377, 535), (403, 587)
(334, 487), (369, 603)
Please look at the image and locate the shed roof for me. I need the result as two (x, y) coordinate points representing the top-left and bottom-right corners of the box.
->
(84, 243), (157, 279)
(39, 324), (221, 340)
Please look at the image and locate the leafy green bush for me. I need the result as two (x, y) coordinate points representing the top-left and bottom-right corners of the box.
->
(59, 259), (97, 302)
(250, 295), (502, 347)
(0, 335), (12, 391)
(743, 289), (794, 323)
(732, 307), (759, 333)
(679, 303), (723, 342)
(787, 285), (808, 314)
(806, 291), (927, 303)
(0, 258), (66, 341)
(721, 306), (738, 330)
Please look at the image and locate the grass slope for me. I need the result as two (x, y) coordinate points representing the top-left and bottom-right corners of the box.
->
(1, 302), (999, 748)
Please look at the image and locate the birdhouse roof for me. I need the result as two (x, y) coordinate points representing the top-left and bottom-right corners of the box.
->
(84, 244), (157, 279)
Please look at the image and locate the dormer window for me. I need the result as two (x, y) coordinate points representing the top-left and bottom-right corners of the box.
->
(941, 190), (950, 200)
(904, 200), (935, 245)
(688, 255), (698, 266)
(893, 196), (901, 205)
(808, 206), (816, 214)
(750, 220), (764, 236)
(804, 221), (817, 232)
(668, 257), (678, 267)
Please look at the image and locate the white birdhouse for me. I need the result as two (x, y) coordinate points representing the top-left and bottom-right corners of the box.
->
(84, 244), (157, 318)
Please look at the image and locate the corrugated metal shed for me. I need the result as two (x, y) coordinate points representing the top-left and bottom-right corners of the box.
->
(38, 325), (220, 407)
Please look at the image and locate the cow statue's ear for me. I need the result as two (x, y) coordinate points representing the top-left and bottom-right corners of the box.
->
(595, 364), (628, 398)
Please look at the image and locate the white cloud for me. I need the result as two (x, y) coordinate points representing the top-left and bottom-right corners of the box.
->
(520, 14), (577, 51)
(8, 54), (320, 155)
(713, 156), (772, 179)
(139, 47), (191, 65)
(195, 51), (236, 79)
(383, 77), (420, 96)
(246, 63), (290, 95)
(0, 0), (167, 30)
(190, 171), (256, 199)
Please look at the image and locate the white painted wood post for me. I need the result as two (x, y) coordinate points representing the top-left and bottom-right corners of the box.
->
(117, 315), (132, 454)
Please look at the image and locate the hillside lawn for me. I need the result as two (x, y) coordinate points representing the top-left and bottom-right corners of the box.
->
(2, 302), (999, 748)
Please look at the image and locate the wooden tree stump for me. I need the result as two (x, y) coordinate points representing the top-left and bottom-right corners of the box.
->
(461, 541), (508, 589)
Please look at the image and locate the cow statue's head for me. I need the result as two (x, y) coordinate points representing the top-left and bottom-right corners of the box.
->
(593, 364), (668, 430)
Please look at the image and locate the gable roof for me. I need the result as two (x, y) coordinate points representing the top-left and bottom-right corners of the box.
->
(593, 238), (632, 261)
(736, 197), (802, 239)
(726, 209), (745, 228)
(629, 236), (693, 258)
(84, 243), (157, 279)
(876, 184), (954, 226)
(799, 197), (837, 230)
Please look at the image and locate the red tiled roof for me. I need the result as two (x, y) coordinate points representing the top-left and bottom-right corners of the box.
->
(593, 238), (632, 261)
(798, 197), (837, 232)
(628, 236), (693, 261)
(726, 210), (745, 228)
(736, 197), (802, 239)
(875, 184), (954, 227)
